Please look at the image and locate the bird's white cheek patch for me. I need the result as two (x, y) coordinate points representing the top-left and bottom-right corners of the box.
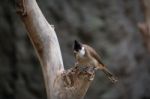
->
(79, 47), (85, 57)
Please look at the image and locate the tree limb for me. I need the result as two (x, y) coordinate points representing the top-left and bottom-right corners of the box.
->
(16, 0), (95, 99)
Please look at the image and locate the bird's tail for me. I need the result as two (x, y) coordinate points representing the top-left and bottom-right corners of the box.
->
(102, 67), (118, 83)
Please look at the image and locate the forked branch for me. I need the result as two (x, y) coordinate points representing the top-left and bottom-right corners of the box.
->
(16, 0), (95, 99)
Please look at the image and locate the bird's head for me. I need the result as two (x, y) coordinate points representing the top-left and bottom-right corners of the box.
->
(73, 40), (85, 57)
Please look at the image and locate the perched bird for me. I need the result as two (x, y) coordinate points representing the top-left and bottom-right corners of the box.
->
(73, 40), (117, 83)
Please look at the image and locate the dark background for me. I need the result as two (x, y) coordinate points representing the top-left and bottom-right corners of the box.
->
(0, 0), (150, 99)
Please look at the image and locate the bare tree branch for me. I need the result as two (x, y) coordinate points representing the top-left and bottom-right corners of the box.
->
(16, 0), (95, 99)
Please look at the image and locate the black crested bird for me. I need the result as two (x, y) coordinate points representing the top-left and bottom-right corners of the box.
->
(73, 40), (117, 83)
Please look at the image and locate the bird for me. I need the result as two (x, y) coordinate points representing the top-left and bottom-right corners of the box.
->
(73, 40), (117, 83)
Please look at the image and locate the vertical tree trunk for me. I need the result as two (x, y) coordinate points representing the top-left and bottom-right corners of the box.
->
(16, 0), (95, 99)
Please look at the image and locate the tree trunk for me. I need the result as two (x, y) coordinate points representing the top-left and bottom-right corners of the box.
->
(16, 0), (95, 99)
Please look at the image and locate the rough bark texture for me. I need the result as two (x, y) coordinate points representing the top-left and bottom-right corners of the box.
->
(16, 0), (94, 99)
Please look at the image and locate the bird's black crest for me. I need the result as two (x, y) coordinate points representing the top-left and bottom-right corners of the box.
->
(74, 40), (82, 52)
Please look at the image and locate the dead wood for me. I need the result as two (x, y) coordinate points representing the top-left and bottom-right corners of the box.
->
(16, 0), (95, 99)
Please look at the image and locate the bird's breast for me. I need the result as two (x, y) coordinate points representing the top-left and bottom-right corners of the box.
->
(77, 56), (98, 67)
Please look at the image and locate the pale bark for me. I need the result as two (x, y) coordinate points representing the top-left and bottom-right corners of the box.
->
(16, 0), (94, 99)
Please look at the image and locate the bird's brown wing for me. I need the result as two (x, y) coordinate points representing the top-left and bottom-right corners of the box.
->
(83, 44), (105, 66)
